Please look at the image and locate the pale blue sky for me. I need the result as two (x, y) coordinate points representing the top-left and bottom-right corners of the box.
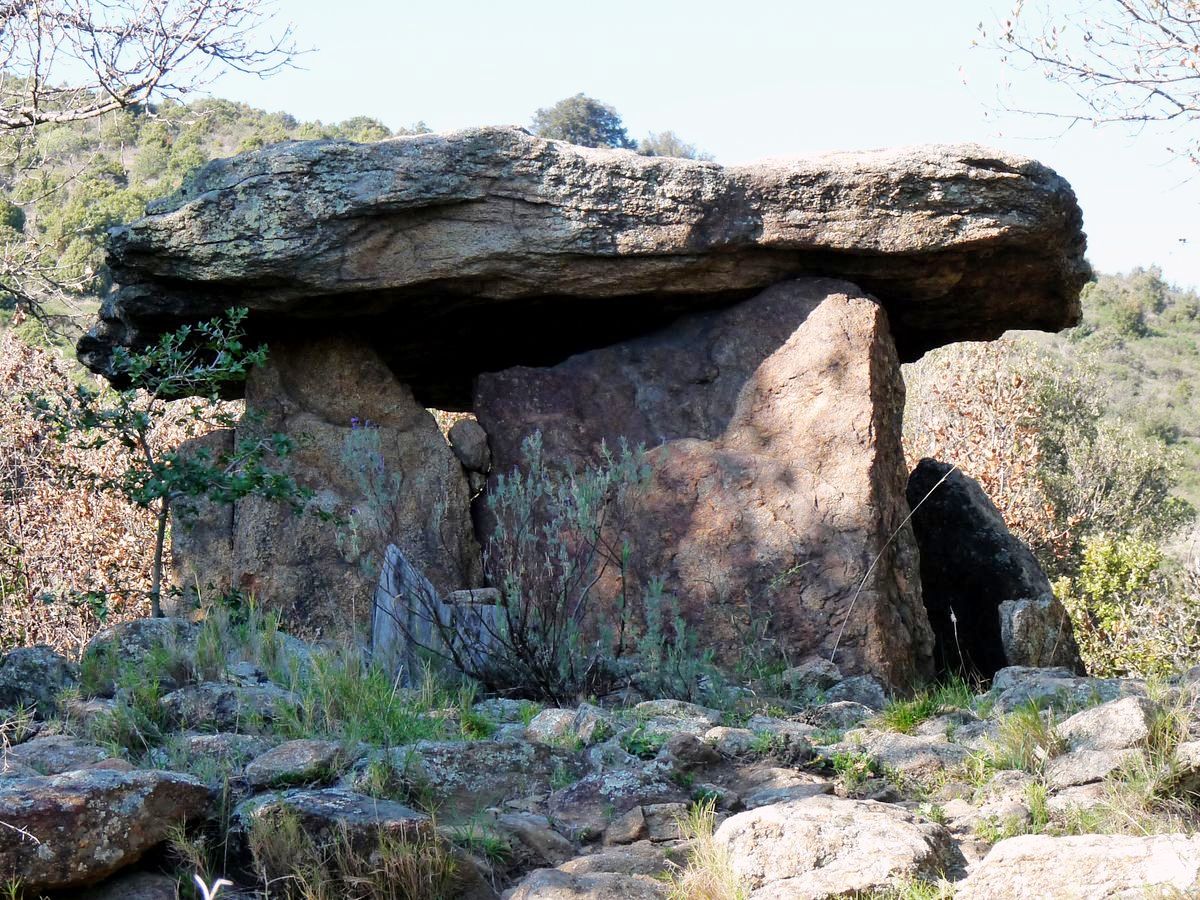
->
(212, 0), (1199, 287)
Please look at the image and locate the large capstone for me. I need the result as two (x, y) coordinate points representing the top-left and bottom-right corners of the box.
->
(79, 127), (1087, 408)
(475, 278), (934, 687)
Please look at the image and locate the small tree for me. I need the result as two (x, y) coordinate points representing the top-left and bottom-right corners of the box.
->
(638, 130), (714, 161)
(32, 307), (309, 617)
(531, 93), (636, 149)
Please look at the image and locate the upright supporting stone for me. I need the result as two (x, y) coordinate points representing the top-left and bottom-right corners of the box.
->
(372, 543), (499, 684)
(172, 337), (483, 637)
(475, 278), (935, 688)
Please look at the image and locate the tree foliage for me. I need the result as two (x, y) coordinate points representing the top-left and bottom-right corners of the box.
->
(531, 93), (636, 149)
(638, 130), (714, 161)
(984, 1), (1200, 163)
(30, 308), (310, 617)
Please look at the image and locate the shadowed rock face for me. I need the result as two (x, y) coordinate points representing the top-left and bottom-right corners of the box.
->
(907, 459), (1082, 679)
(79, 127), (1087, 408)
(475, 278), (935, 687)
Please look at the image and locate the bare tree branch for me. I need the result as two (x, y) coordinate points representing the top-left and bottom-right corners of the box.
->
(0, 0), (297, 131)
(982, 0), (1200, 163)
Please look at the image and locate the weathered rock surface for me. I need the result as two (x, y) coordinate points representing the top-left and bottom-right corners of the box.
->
(0, 645), (77, 716)
(959, 833), (1200, 899)
(1, 735), (111, 775)
(244, 738), (358, 788)
(907, 459), (1082, 677)
(80, 128), (1087, 407)
(476, 279), (934, 685)
(354, 740), (581, 822)
(0, 769), (212, 891)
(714, 794), (958, 898)
(1053, 696), (1154, 752)
(170, 336), (482, 633)
(989, 667), (1145, 713)
(548, 765), (690, 841)
(160, 680), (298, 732)
(508, 868), (669, 900)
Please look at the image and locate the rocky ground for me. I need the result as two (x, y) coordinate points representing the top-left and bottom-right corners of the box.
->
(1, 613), (1199, 899)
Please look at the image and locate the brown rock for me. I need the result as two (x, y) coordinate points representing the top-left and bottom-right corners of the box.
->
(171, 336), (482, 635)
(81, 128), (1088, 408)
(2, 735), (111, 775)
(0, 769), (212, 892)
(475, 279), (933, 685)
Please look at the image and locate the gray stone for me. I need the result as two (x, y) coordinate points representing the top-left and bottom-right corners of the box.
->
(714, 794), (958, 898)
(780, 658), (842, 699)
(244, 739), (359, 788)
(355, 740), (581, 823)
(1, 735), (111, 775)
(449, 418), (491, 473)
(0, 769), (212, 892)
(1045, 749), (1142, 789)
(81, 617), (199, 696)
(959, 833), (1200, 899)
(76, 872), (182, 900)
(1054, 696), (1154, 752)
(548, 765), (689, 842)
(507, 868), (669, 900)
(493, 813), (576, 867)
(81, 128), (1088, 405)
(808, 701), (876, 731)
(526, 706), (612, 748)
(989, 667), (1145, 713)
(840, 729), (971, 781)
(160, 680), (298, 732)
(825, 675), (889, 710)
(0, 645), (77, 716)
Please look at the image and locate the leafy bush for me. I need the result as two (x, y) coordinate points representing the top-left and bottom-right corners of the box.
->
(31, 308), (309, 617)
(1055, 535), (1200, 677)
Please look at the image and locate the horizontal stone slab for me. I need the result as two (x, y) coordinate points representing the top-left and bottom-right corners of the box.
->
(79, 127), (1087, 406)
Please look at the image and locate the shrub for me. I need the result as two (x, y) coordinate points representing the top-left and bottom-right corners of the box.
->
(371, 431), (720, 704)
(31, 308), (310, 617)
(1055, 535), (1200, 677)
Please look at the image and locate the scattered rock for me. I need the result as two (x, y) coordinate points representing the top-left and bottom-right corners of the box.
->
(657, 732), (721, 770)
(76, 871), (182, 900)
(1, 735), (111, 775)
(959, 833), (1200, 899)
(989, 667), (1144, 713)
(507, 868), (668, 900)
(780, 658), (843, 699)
(244, 739), (358, 788)
(160, 681), (298, 732)
(807, 700), (876, 730)
(825, 675), (889, 710)
(0, 645), (78, 716)
(548, 765), (689, 842)
(526, 706), (611, 748)
(81, 618), (199, 695)
(356, 740), (581, 822)
(0, 769), (212, 892)
(1045, 749), (1142, 789)
(1054, 696), (1154, 752)
(714, 794), (958, 898)
(236, 787), (430, 867)
(840, 729), (971, 781)
(493, 813), (576, 867)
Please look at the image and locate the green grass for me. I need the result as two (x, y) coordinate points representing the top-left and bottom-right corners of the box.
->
(877, 676), (979, 735)
(620, 724), (667, 760)
(665, 798), (748, 900)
